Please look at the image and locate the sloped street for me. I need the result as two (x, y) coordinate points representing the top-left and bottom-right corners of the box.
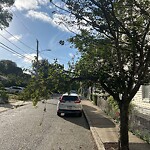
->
(0, 98), (97, 150)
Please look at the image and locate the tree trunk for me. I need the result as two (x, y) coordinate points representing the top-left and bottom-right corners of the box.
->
(119, 102), (130, 150)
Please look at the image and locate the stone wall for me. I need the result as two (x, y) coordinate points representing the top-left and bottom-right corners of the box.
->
(129, 109), (150, 143)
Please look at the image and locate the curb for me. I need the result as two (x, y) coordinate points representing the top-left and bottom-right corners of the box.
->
(0, 102), (31, 113)
(0, 108), (10, 113)
(83, 108), (105, 150)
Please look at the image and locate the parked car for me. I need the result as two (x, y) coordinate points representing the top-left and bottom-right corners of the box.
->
(57, 93), (83, 117)
(5, 86), (24, 94)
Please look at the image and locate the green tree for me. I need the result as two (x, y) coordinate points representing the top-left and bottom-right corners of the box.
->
(0, 60), (30, 87)
(0, 60), (23, 75)
(51, 0), (150, 149)
(23, 59), (70, 105)
(0, 0), (14, 30)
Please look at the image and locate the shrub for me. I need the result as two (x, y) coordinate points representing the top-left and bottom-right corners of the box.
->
(107, 96), (120, 122)
(0, 90), (9, 103)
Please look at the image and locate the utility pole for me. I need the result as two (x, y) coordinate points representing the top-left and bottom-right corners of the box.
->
(36, 39), (39, 63)
(36, 40), (39, 78)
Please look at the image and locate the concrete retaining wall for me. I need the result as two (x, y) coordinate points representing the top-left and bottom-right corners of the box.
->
(96, 97), (150, 143)
(129, 109), (150, 142)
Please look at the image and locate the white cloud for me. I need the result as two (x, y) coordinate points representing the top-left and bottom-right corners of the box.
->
(23, 53), (42, 64)
(38, 0), (49, 5)
(14, 0), (89, 33)
(26, 10), (71, 32)
(26, 10), (52, 23)
(14, 0), (49, 11)
(12, 53), (22, 58)
(52, 13), (73, 32)
(23, 69), (32, 75)
(14, 0), (39, 10)
(24, 53), (36, 63)
(69, 53), (75, 58)
(53, 13), (91, 34)
(49, 1), (67, 11)
(9, 35), (22, 42)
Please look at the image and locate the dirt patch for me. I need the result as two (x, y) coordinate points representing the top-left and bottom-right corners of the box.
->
(8, 99), (19, 103)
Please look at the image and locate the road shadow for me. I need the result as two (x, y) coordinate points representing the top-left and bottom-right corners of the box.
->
(129, 142), (150, 150)
(60, 113), (91, 130)
(82, 103), (116, 128)
(104, 142), (150, 150)
(0, 102), (14, 109)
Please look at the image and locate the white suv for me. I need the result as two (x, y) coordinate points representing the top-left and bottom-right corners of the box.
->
(57, 93), (83, 117)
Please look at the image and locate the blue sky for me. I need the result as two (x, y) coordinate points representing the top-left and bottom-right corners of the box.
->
(0, 0), (80, 71)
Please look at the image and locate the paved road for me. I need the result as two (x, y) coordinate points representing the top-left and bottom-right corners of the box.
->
(0, 98), (97, 150)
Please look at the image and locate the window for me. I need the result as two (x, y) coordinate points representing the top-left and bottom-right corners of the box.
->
(62, 96), (78, 101)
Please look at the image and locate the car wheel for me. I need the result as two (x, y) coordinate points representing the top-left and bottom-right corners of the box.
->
(57, 112), (61, 116)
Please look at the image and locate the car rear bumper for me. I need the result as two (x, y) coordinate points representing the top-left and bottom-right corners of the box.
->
(57, 109), (82, 114)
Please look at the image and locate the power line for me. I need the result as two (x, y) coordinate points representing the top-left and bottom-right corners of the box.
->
(0, 44), (32, 61)
(11, 9), (39, 42)
(0, 42), (32, 61)
(0, 45), (26, 59)
(0, 33), (28, 54)
(9, 8), (58, 60)
(3, 28), (36, 53)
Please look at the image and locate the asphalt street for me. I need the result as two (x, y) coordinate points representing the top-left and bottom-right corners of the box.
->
(0, 98), (97, 150)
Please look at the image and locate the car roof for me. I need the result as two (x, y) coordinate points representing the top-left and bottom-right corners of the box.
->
(62, 93), (79, 96)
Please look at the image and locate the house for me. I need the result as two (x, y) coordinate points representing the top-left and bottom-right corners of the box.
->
(133, 85), (150, 115)
(134, 85), (150, 103)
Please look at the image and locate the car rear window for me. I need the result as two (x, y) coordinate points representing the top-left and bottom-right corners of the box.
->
(12, 87), (21, 90)
(62, 96), (78, 101)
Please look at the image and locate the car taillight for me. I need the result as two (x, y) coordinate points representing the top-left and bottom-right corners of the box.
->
(74, 99), (81, 103)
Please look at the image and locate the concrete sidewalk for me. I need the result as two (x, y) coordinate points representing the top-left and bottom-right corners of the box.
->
(82, 99), (150, 150)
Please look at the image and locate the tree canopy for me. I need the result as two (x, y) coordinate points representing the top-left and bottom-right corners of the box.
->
(0, 60), (30, 87)
(23, 59), (72, 106)
(0, 0), (14, 30)
(51, 0), (150, 149)
(0, 60), (22, 75)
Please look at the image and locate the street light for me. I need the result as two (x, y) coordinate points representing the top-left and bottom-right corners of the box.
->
(40, 49), (51, 52)
(36, 40), (51, 78)
(36, 40), (51, 63)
